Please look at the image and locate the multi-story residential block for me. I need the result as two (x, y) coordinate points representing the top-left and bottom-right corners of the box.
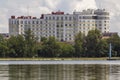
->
(9, 9), (110, 42)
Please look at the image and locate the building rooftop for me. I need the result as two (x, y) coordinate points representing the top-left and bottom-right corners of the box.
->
(102, 32), (118, 39)
(10, 9), (109, 19)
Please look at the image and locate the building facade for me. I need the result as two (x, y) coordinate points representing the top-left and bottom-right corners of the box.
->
(9, 9), (110, 42)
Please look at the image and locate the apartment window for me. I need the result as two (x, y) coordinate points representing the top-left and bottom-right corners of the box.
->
(32, 25), (35, 27)
(46, 17), (48, 20)
(99, 24), (102, 26)
(53, 17), (55, 20)
(73, 17), (76, 20)
(28, 21), (30, 24)
(11, 21), (13, 24)
(14, 21), (16, 24)
(17, 21), (19, 24)
(40, 21), (42, 24)
(79, 16), (81, 19)
(21, 21), (23, 24)
(36, 21), (39, 24)
(32, 21), (35, 24)
(69, 17), (71, 20)
(73, 24), (75, 26)
(49, 24), (51, 26)
(61, 17), (63, 20)
(49, 17), (51, 20)
(95, 24), (97, 26)
(65, 16), (67, 20)
(92, 24), (95, 26)
(25, 21), (27, 24)
(57, 25), (59, 27)
(36, 28), (38, 30)
(99, 21), (102, 23)
(57, 17), (59, 20)
(88, 24), (90, 26)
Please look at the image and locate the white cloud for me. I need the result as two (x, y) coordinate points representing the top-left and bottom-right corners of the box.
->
(0, 0), (120, 35)
(71, 0), (97, 11)
(44, 0), (61, 10)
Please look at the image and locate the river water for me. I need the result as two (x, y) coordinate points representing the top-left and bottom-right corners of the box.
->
(0, 60), (120, 80)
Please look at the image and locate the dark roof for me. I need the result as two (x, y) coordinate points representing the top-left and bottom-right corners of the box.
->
(0, 33), (9, 37)
(102, 32), (118, 37)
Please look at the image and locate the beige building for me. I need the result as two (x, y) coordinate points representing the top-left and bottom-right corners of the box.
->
(9, 9), (110, 42)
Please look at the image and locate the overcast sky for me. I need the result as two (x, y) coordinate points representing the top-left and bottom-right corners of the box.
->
(0, 0), (120, 34)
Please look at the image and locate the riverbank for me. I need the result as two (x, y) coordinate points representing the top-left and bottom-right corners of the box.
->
(0, 57), (119, 61)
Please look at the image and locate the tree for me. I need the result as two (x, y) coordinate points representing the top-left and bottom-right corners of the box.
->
(97, 39), (109, 57)
(7, 35), (25, 57)
(59, 42), (75, 57)
(107, 34), (120, 57)
(24, 29), (38, 57)
(74, 32), (84, 57)
(85, 29), (102, 57)
(38, 36), (61, 57)
(0, 35), (8, 57)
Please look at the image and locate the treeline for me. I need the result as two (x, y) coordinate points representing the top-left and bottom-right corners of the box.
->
(0, 29), (120, 58)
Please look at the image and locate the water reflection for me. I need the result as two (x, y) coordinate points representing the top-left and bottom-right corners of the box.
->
(0, 64), (120, 80)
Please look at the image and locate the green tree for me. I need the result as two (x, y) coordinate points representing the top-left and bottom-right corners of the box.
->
(74, 32), (84, 57)
(97, 39), (109, 57)
(107, 34), (120, 57)
(38, 36), (60, 57)
(0, 35), (8, 57)
(59, 42), (75, 57)
(24, 29), (38, 57)
(7, 35), (25, 57)
(85, 29), (102, 57)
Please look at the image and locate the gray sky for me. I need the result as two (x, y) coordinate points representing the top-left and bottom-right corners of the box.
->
(0, 0), (120, 35)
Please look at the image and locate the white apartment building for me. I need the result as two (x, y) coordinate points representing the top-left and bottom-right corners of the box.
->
(9, 9), (110, 42)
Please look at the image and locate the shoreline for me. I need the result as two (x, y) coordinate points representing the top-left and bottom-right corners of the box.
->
(0, 57), (119, 61)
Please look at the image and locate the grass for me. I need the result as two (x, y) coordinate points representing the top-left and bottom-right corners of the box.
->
(0, 57), (119, 61)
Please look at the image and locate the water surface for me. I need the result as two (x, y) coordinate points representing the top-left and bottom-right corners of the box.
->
(0, 61), (120, 80)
